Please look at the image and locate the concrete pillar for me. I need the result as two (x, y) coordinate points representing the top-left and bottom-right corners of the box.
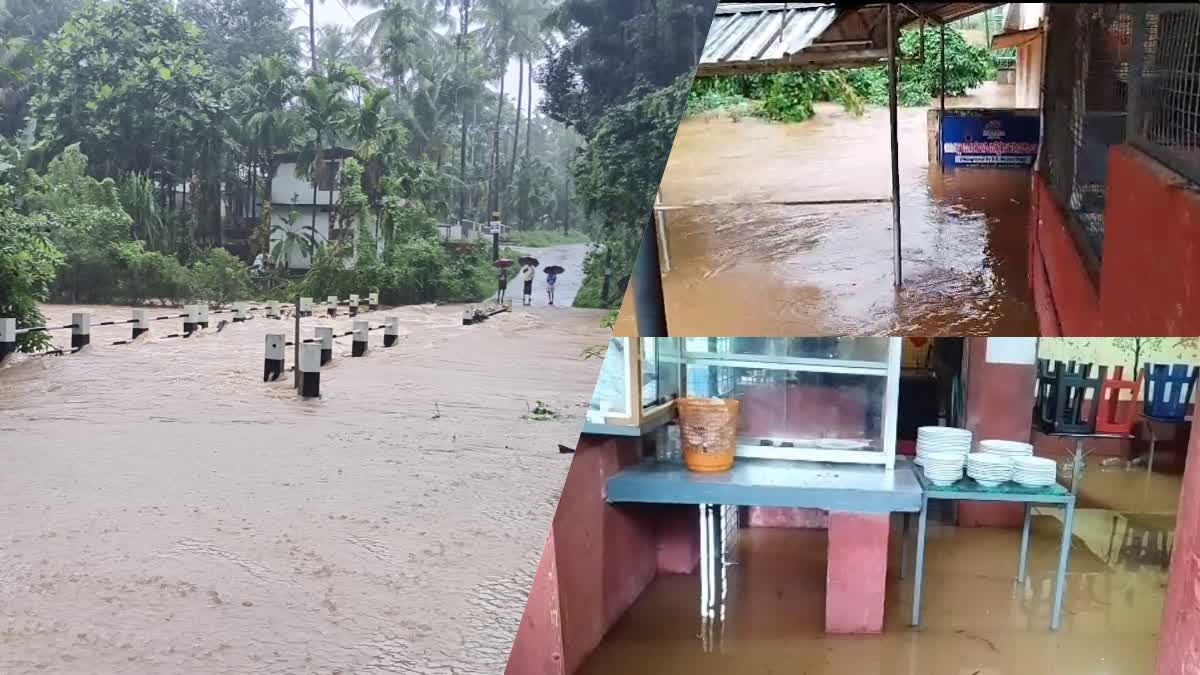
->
(197, 305), (209, 329)
(265, 302), (279, 320)
(348, 294), (360, 317)
(298, 343), (321, 398)
(463, 308), (473, 326)
(299, 297), (313, 317)
(327, 296), (338, 318)
(384, 316), (400, 347)
(183, 305), (200, 333)
(1156, 422), (1200, 675)
(314, 326), (334, 365)
(263, 333), (284, 381)
(232, 303), (247, 323)
(961, 337), (1038, 528)
(71, 312), (90, 350)
(132, 309), (149, 338)
(0, 317), (15, 362)
(352, 320), (368, 357)
(368, 291), (379, 312)
(826, 512), (889, 634)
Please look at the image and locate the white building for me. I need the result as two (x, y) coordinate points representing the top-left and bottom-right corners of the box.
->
(993, 3), (1045, 109)
(268, 147), (353, 270)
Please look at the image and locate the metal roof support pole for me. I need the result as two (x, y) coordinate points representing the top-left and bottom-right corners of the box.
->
(887, 3), (902, 288)
(940, 21), (947, 174)
(633, 214), (669, 337)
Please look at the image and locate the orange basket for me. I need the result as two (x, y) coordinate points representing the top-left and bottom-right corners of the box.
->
(676, 397), (740, 473)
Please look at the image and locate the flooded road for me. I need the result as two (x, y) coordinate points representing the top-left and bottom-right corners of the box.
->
(655, 94), (1037, 335)
(0, 300), (609, 674)
(504, 243), (589, 309)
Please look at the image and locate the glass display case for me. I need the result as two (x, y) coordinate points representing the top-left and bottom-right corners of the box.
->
(586, 337), (901, 466)
(682, 337), (901, 466)
(585, 337), (682, 433)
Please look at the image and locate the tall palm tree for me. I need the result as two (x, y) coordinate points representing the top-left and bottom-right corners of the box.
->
(343, 86), (406, 228)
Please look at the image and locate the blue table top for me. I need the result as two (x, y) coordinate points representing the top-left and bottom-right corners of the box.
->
(911, 463), (1074, 504)
(607, 457), (924, 513)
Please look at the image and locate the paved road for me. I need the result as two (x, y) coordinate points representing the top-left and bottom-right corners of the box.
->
(502, 243), (589, 309)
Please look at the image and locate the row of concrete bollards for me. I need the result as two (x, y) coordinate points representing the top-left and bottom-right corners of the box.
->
(264, 316), (401, 398)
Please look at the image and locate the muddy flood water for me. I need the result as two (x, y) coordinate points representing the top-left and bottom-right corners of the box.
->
(0, 297), (609, 674)
(656, 92), (1038, 335)
(578, 462), (1177, 675)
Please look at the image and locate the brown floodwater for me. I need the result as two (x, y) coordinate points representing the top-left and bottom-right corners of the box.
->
(578, 465), (1176, 675)
(0, 298), (608, 675)
(655, 95), (1038, 336)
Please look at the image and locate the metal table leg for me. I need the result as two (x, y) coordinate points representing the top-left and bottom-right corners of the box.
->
(911, 496), (929, 627)
(1017, 503), (1032, 582)
(900, 512), (911, 579)
(1148, 427), (1157, 475)
(1051, 499), (1076, 630)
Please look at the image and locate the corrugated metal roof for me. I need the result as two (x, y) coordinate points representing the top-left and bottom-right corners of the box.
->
(701, 3), (839, 68)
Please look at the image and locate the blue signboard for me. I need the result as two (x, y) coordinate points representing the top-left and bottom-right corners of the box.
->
(941, 111), (1040, 168)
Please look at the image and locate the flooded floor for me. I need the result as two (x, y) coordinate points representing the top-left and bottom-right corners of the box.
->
(656, 89), (1037, 335)
(579, 461), (1178, 675)
(0, 298), (609, 674)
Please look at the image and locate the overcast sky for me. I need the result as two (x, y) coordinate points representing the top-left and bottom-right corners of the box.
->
(287, 0), (544, 107)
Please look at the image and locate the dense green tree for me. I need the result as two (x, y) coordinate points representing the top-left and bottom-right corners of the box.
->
(178, 0), (298, 79)
(31, 0), (225, 188)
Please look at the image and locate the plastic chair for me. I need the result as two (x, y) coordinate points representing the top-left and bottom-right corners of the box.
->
(1037, 361), (1107, 434)
(1094, 366), (1143, 435)
(1141, 364), (1198, 421)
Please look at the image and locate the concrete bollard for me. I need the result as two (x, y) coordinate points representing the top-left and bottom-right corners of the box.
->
(352, 320), (369, 357)
(132, 309), (149, 338)
(183, 305), (200, 333)
(197, 305), (210, 329)
(348, 294), (360, 317)
(463, 307), (473, 326)
(369, 292), (379, 312)
(264, 333), (285, 381)
(0, 317), (15, 362)
(232, 303), (247, 323)
(264, 302), (277, 319)
(71, 312), (90, 350)
(327, 296), (338, 318)
(299, 343), (321, 398)
(314, 326), (334, 365)
(300, 297), (313, 317)
(384, 316), (400, 347)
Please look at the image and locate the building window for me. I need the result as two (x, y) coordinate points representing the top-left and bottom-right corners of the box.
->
(317, 159), (340, 191)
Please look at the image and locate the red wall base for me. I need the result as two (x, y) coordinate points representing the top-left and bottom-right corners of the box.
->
(826, 512), (890, 633)
(1156, 422), (1200, 675)
(746, 506), (829, 529)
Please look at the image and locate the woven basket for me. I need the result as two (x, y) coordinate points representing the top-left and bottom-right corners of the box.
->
(676, 397), (740, 473)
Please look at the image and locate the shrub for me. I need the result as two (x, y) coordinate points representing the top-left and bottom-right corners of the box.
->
(190, 248), (251, 305)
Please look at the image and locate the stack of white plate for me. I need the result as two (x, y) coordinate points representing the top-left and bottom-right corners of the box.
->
(1012, 456), (1057, 488)
(979, 439), (1034, 460)
(915, 426), (972, 466)
(966, 452), (1013, 487)
(922, 450), (966, 486)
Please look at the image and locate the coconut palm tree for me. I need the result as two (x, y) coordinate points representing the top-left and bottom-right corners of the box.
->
(294, 66), (368, 239)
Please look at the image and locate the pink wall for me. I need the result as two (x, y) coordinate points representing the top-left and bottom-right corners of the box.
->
(1032, 145), (1200, 336)
(1156, 422), (1200, 675)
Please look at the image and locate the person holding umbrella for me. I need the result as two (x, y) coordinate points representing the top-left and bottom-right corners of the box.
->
(544, 265), (565, 305)
(495, 257), (514, 303)
(518, 256), (539, 306)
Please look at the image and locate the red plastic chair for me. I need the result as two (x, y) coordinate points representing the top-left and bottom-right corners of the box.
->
(1094, 366), (1144, 435)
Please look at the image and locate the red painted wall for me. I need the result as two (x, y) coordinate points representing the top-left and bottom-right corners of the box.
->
(1032, 145), (1200, 336)
(1030, 171), (1102, 335)
(1156, 422), (1200, 675)
(1100, 146), (1200, 335)
(960, 337), (1037, 527)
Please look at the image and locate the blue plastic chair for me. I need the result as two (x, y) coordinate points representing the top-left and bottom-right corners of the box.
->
(1141, 364), (1198, 421)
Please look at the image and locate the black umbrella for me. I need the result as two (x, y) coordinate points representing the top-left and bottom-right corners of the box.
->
(518, 256), (539, 266)
(544, 265), (565, 275)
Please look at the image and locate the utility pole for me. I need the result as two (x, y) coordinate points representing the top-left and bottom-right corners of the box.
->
(456, 0), (471, 233)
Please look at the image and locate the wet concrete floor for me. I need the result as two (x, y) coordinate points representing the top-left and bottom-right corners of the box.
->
(0, 298), (609, 674)
(579, 461), (1177, 675)
(655, 93), (1038, 336)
